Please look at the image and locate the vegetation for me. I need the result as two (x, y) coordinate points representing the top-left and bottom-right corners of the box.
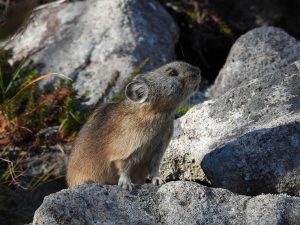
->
(175, 104), (194, 118)
(0, 50), (90, 189)
(161, 0), (233, 37)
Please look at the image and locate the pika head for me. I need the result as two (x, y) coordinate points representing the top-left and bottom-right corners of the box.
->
(125, 61), (201, 111)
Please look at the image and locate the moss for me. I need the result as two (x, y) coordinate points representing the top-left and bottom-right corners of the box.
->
(175, 104), (194, 118)
(111, 92), (124, 102)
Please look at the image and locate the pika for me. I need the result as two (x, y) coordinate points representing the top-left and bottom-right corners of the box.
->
(67, 61), (201, 190)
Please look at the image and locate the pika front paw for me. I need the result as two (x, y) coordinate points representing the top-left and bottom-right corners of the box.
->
(118, 175), (133, 191)
(151, 176), (165, 185)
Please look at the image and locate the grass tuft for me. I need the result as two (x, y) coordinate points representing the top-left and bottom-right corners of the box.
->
(0, 50), (90, 189)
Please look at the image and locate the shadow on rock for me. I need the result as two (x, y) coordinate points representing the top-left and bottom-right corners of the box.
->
(202, 122), (300, 196)
(0, 178), (66, 225)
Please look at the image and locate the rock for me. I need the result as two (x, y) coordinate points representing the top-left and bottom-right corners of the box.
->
(32, 184), (158, 225)
(32, 181), (300, 225)
(208, 27), (300, 98)
(157, 182), (300, 225)
(1, 0), (178, 105)
(161, 61), (300, 196)
(202, 122), (300, 196)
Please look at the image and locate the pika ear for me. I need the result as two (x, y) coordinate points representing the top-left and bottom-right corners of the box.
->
(125, 80), (149, 103)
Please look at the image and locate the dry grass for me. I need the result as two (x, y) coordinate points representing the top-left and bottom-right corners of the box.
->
(0, 51), (88, 190)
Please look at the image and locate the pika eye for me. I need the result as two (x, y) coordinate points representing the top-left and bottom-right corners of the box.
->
(168, 69), (178, 77)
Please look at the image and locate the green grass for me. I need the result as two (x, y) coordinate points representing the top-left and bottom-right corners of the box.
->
(0, 51), (89, 142)
(175, 104), (194, 117)
(0, 50), (90, 189)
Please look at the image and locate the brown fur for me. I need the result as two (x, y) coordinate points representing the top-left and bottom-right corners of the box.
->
(67, 61), (201, 189)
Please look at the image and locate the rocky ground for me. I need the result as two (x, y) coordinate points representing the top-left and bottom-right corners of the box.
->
(33, 182), (300, 225)
(0, 0), (300, 225)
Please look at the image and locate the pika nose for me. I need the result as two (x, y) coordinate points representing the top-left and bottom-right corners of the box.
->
(191, 66), (201, 73)
(187, 66), (201, 79)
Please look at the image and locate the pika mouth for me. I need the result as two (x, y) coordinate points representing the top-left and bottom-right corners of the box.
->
(192, 75), (201, 86)
(183, 73), (201, 89)
(194, 83), (199, 92)
(188, 71), (201, 81)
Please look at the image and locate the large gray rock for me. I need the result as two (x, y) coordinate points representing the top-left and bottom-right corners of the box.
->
(158, 182), (300, 225)
(33, 184), (157, 225)
(161, 62), (300, 196)
(32, 182), (300, 225)
(208, 27), (300, 98)
(202, 122), (300, 196)
(1, 0), (178, 105)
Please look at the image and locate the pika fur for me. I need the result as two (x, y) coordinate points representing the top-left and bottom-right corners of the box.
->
(66, 61), (201, 190)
